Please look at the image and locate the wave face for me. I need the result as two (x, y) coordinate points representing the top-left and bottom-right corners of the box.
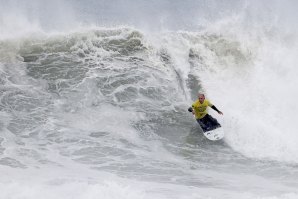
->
(1, 0), (298, 198)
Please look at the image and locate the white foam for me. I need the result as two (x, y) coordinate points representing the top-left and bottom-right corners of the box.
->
(1, 1), (298, 198)
(0, 171), (297, 199)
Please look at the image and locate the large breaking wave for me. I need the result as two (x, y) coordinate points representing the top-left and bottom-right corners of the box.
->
(1, 26), (297, 164)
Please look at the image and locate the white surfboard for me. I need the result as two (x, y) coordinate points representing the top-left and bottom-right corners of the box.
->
(203, 127), (224, 141)
(191, 113), (224, 141)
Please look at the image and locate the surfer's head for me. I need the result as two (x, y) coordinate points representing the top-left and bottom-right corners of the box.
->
(198, 93), (205, 103)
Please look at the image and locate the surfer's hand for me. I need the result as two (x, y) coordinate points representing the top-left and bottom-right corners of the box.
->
(218, 111), (223, 115)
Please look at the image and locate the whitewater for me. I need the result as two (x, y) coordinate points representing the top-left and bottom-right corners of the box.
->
(0, 0), (298, 198)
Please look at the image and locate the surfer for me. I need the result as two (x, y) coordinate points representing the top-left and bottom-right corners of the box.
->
(188, 93), (223, 132)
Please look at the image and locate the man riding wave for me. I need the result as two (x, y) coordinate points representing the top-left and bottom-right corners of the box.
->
(188, 93), (223, 132)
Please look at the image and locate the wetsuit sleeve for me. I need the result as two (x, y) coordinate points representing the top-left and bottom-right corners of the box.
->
(211, 105), (220, 113)
(188, 107), (193, 112)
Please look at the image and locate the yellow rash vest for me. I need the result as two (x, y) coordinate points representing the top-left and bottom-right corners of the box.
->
(192, 99), (213, 119)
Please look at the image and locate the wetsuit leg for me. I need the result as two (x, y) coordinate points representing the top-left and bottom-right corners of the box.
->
(201, 115), (213, 131)
(205, 114), (221, 130)
(196, 119), (208, 132)
(197, 114), (221, 132)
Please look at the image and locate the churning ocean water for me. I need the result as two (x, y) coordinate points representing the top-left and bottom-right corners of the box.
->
(0, 0), (298, 198)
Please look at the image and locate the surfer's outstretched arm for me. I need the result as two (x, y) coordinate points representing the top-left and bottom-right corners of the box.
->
(211, 105), (223, 115)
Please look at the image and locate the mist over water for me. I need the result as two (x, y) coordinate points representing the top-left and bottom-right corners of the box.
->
(1, 0), (298, 198)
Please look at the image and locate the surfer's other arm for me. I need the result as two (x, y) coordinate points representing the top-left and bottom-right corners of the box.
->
(188, 107), (195, 114)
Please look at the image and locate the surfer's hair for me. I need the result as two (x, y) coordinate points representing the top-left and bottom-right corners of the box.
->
(198, 93), (205, 97)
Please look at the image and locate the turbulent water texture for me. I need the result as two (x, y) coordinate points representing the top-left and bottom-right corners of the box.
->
(1, 0), (298, 199)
